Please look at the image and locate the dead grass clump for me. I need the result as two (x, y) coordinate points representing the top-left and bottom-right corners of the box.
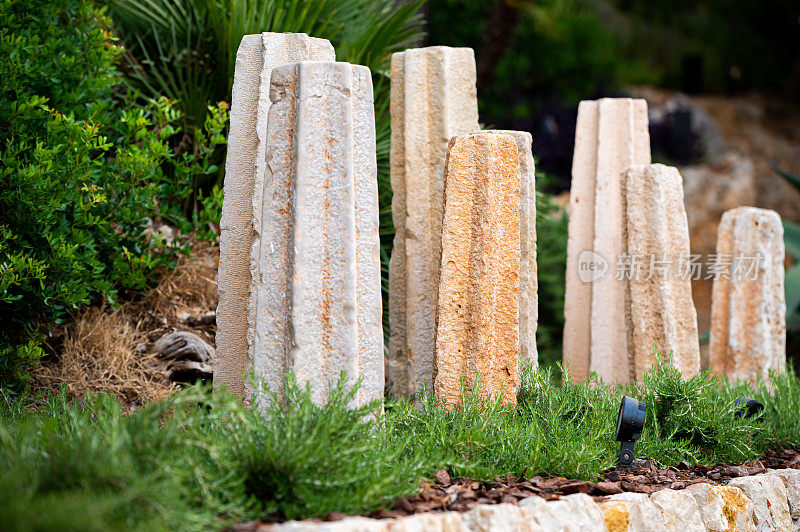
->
(146, 240), (218, 322)
(35, 306), (174, 405)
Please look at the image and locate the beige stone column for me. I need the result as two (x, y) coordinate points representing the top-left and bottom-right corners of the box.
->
(388, 46), (480, 397)
(486, 130), (537, 372)
(433, 133), (520, 408)
(709, 207), (786, 384)
(248, 62), (383, 408)
(621, 164), (700, 380)
(563, 98), (650, 383)
(215, 33), (334, 399)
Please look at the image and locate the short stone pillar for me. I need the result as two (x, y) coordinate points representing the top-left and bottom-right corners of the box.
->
(621, 164), (701, 380)
(709, 207), (786, 384)
(433, 133), (520, 407)
(563, 98), (651, 383)
(388, 46), (480, 397)
(215, 33), (334, 400)
(486, 130), (537, 372)
(248, 61), (383, 408)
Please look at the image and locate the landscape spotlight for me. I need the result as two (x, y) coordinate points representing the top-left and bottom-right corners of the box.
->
(734, 397), (764, 419)
(615, 396), (646, 465)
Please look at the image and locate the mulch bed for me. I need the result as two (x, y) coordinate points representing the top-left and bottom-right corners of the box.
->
(234, 450), (800, 530)
(364, 447), (800, 520)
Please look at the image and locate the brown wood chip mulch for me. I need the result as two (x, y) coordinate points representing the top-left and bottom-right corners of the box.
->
(366, 447), (800, 520)
(231, 448), (800, 530)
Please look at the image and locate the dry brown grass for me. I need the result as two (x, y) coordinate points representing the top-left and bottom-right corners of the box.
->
(34, 241), (219, 405)
(35, 306), (175, 404)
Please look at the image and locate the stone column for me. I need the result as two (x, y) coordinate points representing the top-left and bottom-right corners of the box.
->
(563, 98), (650, 383)
(621, 164), (701, 380)
(388, 46), (480, 397)
(433, 133), (520, 407)
(486, 130), (537, 372)
(248, 61), (383, 408)
(215, 33), (334, 400)
(709, 207), (786, 384)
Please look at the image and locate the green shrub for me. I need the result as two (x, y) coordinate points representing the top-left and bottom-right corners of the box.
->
(0, 0), (227, 391)
(2, 364), (799, 527)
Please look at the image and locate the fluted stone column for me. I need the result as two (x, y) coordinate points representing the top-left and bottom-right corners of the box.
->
(388, 46), (480, 397)
(621, 164), (701, 380)
(486, 130), (537, 372)
(215, 33), (334, 400)
(433, 133), (520, 407)
(248, 61), (383, 408)
(563, 98), (651, 384)
(709, 207), (786, 384)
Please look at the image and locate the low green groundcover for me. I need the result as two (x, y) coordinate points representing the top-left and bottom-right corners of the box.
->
(1, 358), (798, 531)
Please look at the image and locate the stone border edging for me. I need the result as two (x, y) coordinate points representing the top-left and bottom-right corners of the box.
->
(268, 469), (800, 531)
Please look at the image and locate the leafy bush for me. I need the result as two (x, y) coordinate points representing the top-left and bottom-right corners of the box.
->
(0, 0), (227, 391)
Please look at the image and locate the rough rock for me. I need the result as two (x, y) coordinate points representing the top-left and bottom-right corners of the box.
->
(486, 130), (538, 372)
(768, 468), (800, 521)
(388, 46), (481, 397)
(606, 492), (668, 531)
(433, 133), (520, 407)
(686, 482), (756, 531)
(247, 61), (382, 409)
(649, 488), (705, 532)
(729, 474), (794, 531)
(621, 164), (700, 380)
(461, 503), (529, 531)
(563, 98), (651, 384)
(215, 33), (335, 399)
(519, 493), (607, 530)
(709, 207), (786, 384)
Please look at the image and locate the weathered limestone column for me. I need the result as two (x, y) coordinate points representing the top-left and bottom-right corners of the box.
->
(709, 207), (786, 384)
(215, 33), (334, 399)
(486, 131), (538, 372)
(248, 61), (383, 408)
(621, 164), (701, 380)
(563, 98), (650, 383)
(388, 46), (481, 397)
(433, 133), (520, 407)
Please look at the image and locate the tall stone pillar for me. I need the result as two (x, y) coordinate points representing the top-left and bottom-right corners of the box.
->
(388, 46), (480, 397)
(709, 207), (786, 384)
(486, 130), (537, 371)
(621, 164), (701, 380)
(433, 133), (520, 407)
(563, 98), (650, 383)
(248, 61), (383, 408)
(215, 33), (334, 400)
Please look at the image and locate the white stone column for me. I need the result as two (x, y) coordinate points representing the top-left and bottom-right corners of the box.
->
(248, 61), (383, 408)
(709, 207), (786, 384)
(621, 164), (701, 380)
(215, 33), (334, 400)
(563, 98), (650, 383)
(434, 133), (520, 408)
(388, 46), (480, 397)
(486, 130), (537, 372)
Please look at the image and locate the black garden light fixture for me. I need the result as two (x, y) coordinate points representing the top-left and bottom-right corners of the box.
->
(615, 396), (646, 465)
(735, 397), (765, 420)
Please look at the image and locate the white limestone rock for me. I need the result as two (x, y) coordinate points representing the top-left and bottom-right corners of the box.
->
(649, 488), (704, 532)
(729, 474), (794, 531)
(686, 482), (756, 531)
(607, 492), (668, 532)
(248, 61), (383, 409)
(768, 469), (800, 521)
(519, 493), (607, 531)
(215, 33), (335, 400)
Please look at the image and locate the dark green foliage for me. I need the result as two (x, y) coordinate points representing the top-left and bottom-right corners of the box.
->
(0, 0), (227, 391)
(534, 173), (569, 369)
(3, 364), (799, 528)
